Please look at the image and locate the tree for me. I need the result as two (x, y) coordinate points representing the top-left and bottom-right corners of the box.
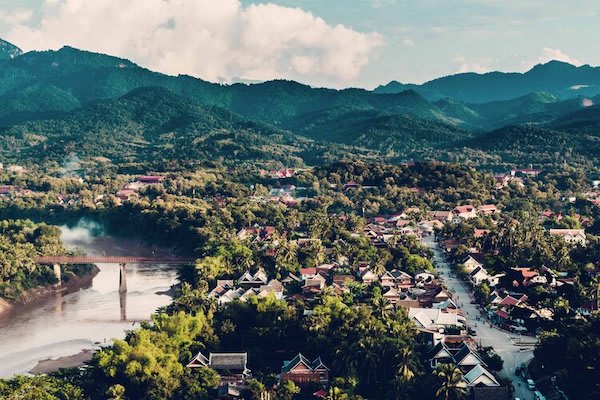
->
(395, 347), (418, 382)
(277, 380), (300, 400)
(107, 384), (126, 400)
(434, 364), (467, 400)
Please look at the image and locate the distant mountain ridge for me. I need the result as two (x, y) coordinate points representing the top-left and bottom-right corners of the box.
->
(375, 61), (600, 102)
(0, 38), (22, 60)
(1, 39), (600, 169)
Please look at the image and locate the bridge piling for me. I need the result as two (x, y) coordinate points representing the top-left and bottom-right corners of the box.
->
(119, 290), (127, 321)
(53, 264), (62, 286)
(119, 263), (127, 293)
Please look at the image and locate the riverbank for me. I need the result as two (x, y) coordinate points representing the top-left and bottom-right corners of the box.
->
(0, 266), (100, 319)
(29, 349), (94, 375)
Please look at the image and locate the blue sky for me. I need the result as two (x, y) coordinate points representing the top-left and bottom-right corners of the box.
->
(0, 0), (598, 88)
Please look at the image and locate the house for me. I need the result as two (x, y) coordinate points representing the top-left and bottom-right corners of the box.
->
(302, 274), (326, 293)
(462, 254), (485, 273)
(463, 364), (500, 387)
(511, 168), (543, 177)
(300, 267), (318, 280)
(470, 267), (491, 286)
(429, 342), (486, 371)
(116, 189), (137, 201)
(428, 342), (455, 368)
(237, 226), (277, 242)
(187, 352), (251, 385)
(380, 269), (413, 288)
(432, 298), (459, 311)
(431, 211), (455, 223)
(0, 185), (17, 196)
(280, 354), (329, 385)
(237, 268), (269, 288)
(270, 169), (297, 179)
(473, 229), (492, 238)
(419, 220), (444, 234)
(282, 273), (302, 285)
(138, 175), (165, 184)
(415, 271), (436, 284)
(453, 344), (486, 370)
(549, 229), (586, 245)
(477, 204), (499, 216)
(408, 308), (466, 332)
(360, 268), (379, 285)
(257, 280), (284, 299)
(383, 287), (402, 305)
(332, 275), (355, 287)
(453, 205), (477, 220)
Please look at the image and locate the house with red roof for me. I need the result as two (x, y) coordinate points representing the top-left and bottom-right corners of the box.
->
(453, 205), (477, 220)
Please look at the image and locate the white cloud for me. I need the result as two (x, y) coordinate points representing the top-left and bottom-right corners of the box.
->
(453, 56), (490, 74)
(0, 9), (34, 25)
(537, 47), (582, 66)
(1, 0), (382, 87)
(522, 47), (582, 70)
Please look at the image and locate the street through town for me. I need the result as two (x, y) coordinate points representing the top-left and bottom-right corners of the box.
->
(422, 235), (538, 400)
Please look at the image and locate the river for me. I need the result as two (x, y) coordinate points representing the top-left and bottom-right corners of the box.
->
(0, 228), (180, 378)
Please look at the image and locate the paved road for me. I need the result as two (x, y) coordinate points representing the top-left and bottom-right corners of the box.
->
(422, 235), (538, 400)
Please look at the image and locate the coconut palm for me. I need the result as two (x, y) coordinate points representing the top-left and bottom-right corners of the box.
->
(395, 347), (418, 382)
(434, 363), (467, 400)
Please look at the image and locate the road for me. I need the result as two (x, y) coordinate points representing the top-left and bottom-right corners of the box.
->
(422, 235), (538, 400)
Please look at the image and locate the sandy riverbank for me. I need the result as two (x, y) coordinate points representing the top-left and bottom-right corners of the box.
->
(29, 349), (94, 375)
(0, 266), (100, 319)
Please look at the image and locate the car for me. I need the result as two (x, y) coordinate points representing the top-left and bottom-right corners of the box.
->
(527, 378), (535, 389)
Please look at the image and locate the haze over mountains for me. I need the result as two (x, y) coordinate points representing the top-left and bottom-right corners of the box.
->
(0, 38), (599, 170)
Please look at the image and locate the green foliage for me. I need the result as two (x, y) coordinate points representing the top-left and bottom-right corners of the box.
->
(535, 316), (600, 400)
(0, 219), (90, 300)
(90, 311), (215, 400)
(0, 375), (86, 400)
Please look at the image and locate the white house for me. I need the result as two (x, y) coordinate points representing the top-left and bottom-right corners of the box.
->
(463, 364), (500, 387)
(549, 229), (586, 245)
(453, 205), (477, 220)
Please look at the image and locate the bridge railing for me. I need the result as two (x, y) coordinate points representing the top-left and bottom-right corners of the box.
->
(35, 256), (197, 264)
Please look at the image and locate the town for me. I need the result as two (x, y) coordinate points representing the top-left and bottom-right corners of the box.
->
(1, 160), (598, 400)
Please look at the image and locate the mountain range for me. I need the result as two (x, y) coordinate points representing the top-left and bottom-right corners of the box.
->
(0, 38), (599, 170)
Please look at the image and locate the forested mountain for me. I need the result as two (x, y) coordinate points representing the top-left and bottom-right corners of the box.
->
(283, 108), (472, 153)
(375, 61), (600, 102)
(0, 40), (599, 170)
(0, 46), (450, 127)
(0, 87), (378, 168)
(0, 39), (22, 60)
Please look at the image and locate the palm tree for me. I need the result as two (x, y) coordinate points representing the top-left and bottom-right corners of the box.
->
(356, 337), (381, 384)
(372, 295), (392, 322)
(434, 364), (467, 400)
(395, 347), (418, 382)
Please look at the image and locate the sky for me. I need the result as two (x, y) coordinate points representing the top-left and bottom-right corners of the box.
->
(0, 0), (598, 89)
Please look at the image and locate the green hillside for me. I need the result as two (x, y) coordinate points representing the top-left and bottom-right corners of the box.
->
(0, 39), (22, 60)
(0, 87), (378, 169)
(284, 107), (472, 154)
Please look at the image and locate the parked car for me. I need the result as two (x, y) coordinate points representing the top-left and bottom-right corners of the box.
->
(527, 378), (535, 389)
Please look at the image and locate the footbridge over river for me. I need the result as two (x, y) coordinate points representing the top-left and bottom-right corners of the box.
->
(36, 256), (197, 293)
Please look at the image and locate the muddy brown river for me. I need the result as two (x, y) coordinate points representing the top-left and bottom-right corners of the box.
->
(0, 228), (181, 378)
